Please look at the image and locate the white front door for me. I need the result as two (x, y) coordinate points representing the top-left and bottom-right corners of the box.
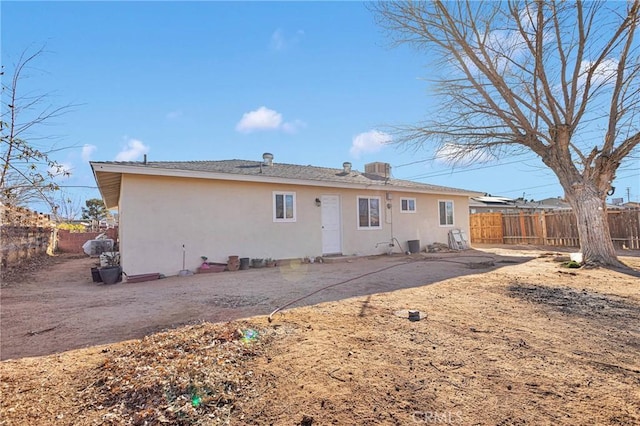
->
(321, 195), (342, 255)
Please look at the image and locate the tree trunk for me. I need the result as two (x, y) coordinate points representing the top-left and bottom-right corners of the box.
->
(564, 185), (622, 268)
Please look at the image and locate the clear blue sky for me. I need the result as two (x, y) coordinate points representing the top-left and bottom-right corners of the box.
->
(2, 1), (638, 213)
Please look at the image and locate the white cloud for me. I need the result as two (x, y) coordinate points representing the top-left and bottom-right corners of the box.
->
(269, 28), (304, 51)
(166, 110), (183, 120)
(81, 144), (97, 162)
(571, 58), (619, 98)
(435, 142), (495, 166)
(115, 138), (150, 161)
(49, 162), (72, 178)
(349, 130), (392, 159)
(282, 119), (307, 134)
(580, 58), (618, 86)
(458, 28), (529, 77)
(235, 106), (304, 134)
(236, 106), (282, 133)
(270, 29), (286, 51)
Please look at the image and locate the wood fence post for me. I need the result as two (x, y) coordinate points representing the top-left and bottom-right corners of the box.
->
(636, 209), (640, 250)
(519, 211), (526, 244)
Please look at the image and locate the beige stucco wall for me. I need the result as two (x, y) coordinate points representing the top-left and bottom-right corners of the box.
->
(119, 174), (471, 276)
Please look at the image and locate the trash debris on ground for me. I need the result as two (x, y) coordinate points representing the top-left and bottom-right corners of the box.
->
(79, 322), (268, 425)
(426, 242), (456, 253)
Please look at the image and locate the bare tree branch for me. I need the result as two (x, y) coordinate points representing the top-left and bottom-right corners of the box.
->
(1, 47), (76, 207)
(373, 0), (640, 266)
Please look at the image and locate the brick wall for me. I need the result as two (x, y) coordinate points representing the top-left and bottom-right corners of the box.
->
(57, 228), (118, 253)
(1, 205), (55, 270)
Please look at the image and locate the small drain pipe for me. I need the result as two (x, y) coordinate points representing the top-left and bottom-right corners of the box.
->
(391, 237), (405, 254)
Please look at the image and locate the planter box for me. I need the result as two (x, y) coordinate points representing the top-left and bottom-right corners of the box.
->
(197, 264), (225, 273)
(126, 273), (160, 283)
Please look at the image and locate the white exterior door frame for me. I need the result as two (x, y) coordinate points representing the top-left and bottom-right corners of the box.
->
(321, 195), (342, 255)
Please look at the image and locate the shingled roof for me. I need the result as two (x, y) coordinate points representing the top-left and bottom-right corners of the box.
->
(91, 159), (481, 209)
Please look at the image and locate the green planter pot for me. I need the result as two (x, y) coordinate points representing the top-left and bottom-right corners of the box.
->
(251, 259), (265, 268)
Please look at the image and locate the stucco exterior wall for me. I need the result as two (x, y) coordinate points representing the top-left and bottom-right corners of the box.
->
(325, 189), (469, 256)
(119, 174), (470, 276)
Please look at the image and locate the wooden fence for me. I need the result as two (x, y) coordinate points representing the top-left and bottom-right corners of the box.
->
(470, 209), (640, 249)
(1, 204), (56, 270)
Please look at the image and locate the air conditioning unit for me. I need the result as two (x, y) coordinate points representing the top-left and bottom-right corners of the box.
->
(364, 162), (391, 177)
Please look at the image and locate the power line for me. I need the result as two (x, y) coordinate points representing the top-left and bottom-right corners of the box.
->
(394, 157), (435, 168)
(495, 182), (559, 195)
(393, 144), (639, 181)
(393, 150), (533, 171)
(401, 157), (534, 181)
(392, 149), (539, 181)
(482, 172), (639, 197)
(396, 160), (637, 199)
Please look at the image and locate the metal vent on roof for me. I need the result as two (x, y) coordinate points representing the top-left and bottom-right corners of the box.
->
(262, 152), (274, 166)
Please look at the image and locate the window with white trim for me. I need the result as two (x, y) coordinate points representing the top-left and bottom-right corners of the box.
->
(438, 200), (454, 226)
(358, 196), (381, 229)
(400, 198), (416, 213)
(273, 192), (296, 222)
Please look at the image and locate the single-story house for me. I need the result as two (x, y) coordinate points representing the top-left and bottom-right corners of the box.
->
(91, 153), (482, 276)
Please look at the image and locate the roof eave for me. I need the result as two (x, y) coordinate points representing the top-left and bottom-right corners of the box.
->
(89, 162), (482, 198)
(91, 163), (122, 209)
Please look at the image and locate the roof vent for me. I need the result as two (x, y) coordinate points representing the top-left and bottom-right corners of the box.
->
(262, 152), (274, 166)
(342, 162), (352, 173)
(364, 162), (391, 178)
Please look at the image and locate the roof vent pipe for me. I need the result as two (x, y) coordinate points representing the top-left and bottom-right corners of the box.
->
(343, 162), (352, 173)
(263, 152), (274, 166)
(143, 154), (147, 165)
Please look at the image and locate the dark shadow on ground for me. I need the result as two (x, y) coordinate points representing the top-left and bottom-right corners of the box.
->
(0, 249), (538, 359)
(507, 283), (640, 354)
(507, 283), (640, 322)
(608, 264), (640, 278)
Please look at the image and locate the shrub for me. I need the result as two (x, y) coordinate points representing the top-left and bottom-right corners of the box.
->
(58, 223), (87, 232)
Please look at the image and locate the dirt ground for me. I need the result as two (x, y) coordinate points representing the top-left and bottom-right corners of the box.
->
(1, 246), (639, 425)
(1, 249), (513, 360)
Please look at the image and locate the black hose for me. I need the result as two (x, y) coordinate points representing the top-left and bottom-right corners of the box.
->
(267, 254), (497, 322)
(267, 261), (410, 322)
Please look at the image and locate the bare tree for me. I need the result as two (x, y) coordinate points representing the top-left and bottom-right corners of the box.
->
(51, 194), (83, 222)
(374, 0), (640, 267)
(1, 47), (73, 209)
